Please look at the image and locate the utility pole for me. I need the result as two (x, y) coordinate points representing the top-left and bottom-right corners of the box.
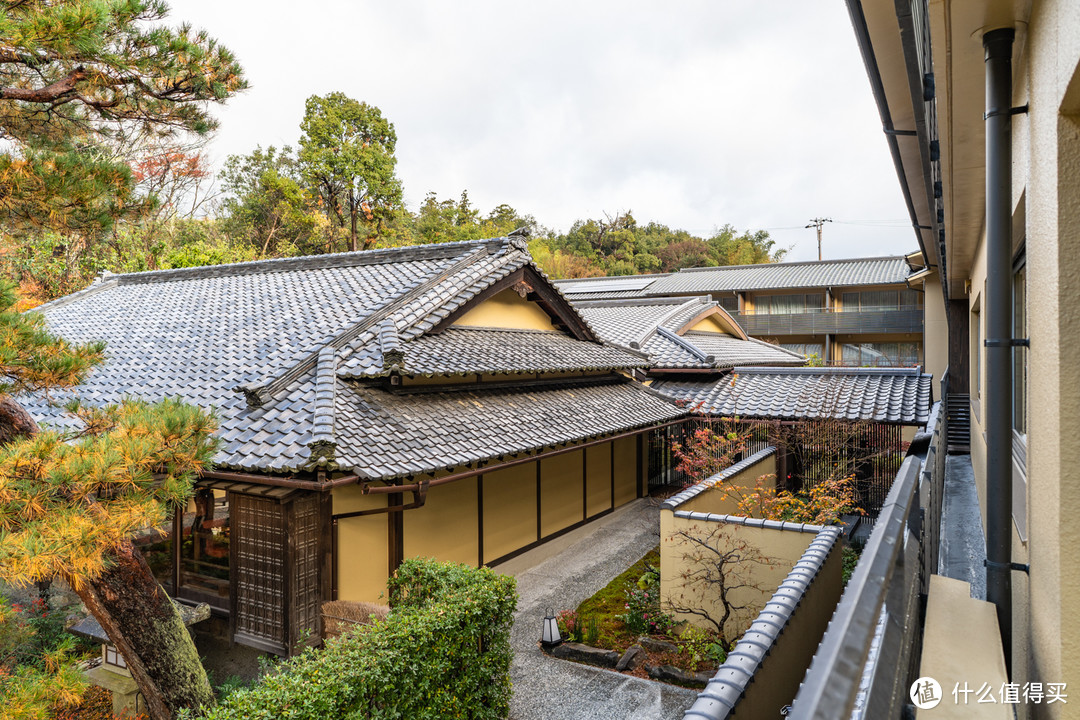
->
(805, 218), (832, 261)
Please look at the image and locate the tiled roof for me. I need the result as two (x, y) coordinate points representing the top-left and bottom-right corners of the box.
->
(652, 366), (933, 424)
(556, 257), (914, 299)
(22, 237), (680, 478)
(575, 297), (805, 371)
(331, 377), (685, 480)
(338, 326), (647, 378)
(644, 256), (913, 295)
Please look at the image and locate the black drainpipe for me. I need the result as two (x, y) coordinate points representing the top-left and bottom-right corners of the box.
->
(983, 26), (1015, 674)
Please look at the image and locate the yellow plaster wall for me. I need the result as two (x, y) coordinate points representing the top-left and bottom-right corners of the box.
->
(967, 229), (989, 533)
(728, 543), (843, 720)
(585, 445), (612, 518)
(659, 511), (816, 637)
(332, 486), (389, 603)
(481, 463), (537, 564)
(686, 313), (743, 338)
(923, 272), (949, 383)
(1019, 5), (1080, 712)
(451, 289), (556, 330)
(613, 436), (638, 507)
(403, 477), (479, 566)
(674, 454), (777, 517)
(540, 450), (584, 536)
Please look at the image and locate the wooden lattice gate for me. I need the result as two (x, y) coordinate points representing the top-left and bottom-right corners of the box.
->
(229, 490), (330, 656)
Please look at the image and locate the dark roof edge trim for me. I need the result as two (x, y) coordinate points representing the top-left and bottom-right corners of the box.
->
(29, 277), (119, 314)
(732, 365), (925, 376)
(114, 238), (511, 285)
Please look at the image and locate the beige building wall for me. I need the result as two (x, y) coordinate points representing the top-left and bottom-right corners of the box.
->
(927, 4), (1080, 715)
(659, 509), (817, 637)
(1018, 3), (1080, 713)
(540, 450), (584, 536)
(613, 436), (638, 507)
(403, 476), (479, 565)
(332, 486), (390, 603)
(481, 461), (538, 565)
(332, 437), (643, 601)
(451, 288), (557, 330)
(585, 445), (611, 518)
(922, 272), (949, 383)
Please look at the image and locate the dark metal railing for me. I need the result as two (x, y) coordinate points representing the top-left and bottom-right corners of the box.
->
(788, 400), (946, 719)
(733, 308), (923, 336)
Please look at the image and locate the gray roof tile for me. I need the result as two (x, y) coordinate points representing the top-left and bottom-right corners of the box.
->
(333, 377), (684, 480)
(556, 256), (913, 299)
(653, 366), (933, 425)
(21, 237), (679, 479)
(575, 297), (805, 371)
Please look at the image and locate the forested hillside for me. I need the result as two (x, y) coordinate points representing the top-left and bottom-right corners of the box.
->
(1, 89), (785, 307)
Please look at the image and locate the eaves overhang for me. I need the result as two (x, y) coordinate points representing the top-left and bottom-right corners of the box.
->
(848, 0), (1030, 300)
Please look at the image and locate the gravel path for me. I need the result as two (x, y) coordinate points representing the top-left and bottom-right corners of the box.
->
(499, 499), (697, 720)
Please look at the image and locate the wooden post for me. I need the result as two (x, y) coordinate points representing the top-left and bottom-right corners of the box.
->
(387, 492), (403, 575)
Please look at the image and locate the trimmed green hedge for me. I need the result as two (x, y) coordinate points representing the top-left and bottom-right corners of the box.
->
(196, 559), (518, 720)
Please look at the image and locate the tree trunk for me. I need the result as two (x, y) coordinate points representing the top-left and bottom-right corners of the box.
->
(349, 202), (359, 252)
(73, 541), (214, 720)
(0, 395), (39, 445)
(0, 399), (214, 720)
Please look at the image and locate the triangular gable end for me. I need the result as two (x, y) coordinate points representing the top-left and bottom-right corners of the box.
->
(675, 306), (748, 341)
(429, 265), (598, 341)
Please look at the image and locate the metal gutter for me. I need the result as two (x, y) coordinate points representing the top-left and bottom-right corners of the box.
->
(843, 0), (933, 270)
(982, 26), (1016, 673)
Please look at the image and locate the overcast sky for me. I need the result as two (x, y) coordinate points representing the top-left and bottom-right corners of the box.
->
(165, 1), (917, 262)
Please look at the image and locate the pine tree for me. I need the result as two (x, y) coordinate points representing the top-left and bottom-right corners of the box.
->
(0, 280), (219, 719)
(0, 0), (247, 235)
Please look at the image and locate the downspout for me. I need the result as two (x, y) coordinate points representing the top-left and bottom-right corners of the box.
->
(983, 27), (1015, 674)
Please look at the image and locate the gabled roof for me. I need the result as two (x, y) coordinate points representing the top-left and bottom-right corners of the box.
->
(575, 296), (805, 371)
(23, 238), (682, 478)
(556, 256), (915, 299)
(652, 366), (933, 425)
(338, 326), (647, 379)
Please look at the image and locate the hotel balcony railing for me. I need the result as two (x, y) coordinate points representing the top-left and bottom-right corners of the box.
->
(787, 380), (948, 719)
(732, 307), (924, 336)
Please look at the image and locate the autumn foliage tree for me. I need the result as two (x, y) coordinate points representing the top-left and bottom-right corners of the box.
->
(0, 280), (220, 719)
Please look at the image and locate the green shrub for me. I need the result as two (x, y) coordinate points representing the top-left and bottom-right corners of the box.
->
(195, 558), (517, 720)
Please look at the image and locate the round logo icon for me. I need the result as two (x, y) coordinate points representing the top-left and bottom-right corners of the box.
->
(910, 677), (942, 710)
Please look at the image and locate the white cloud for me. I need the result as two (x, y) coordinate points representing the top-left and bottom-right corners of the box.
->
(166, 0), (917, 261)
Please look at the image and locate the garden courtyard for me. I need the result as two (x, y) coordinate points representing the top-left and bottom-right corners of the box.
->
(498, 499), (698, 720)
